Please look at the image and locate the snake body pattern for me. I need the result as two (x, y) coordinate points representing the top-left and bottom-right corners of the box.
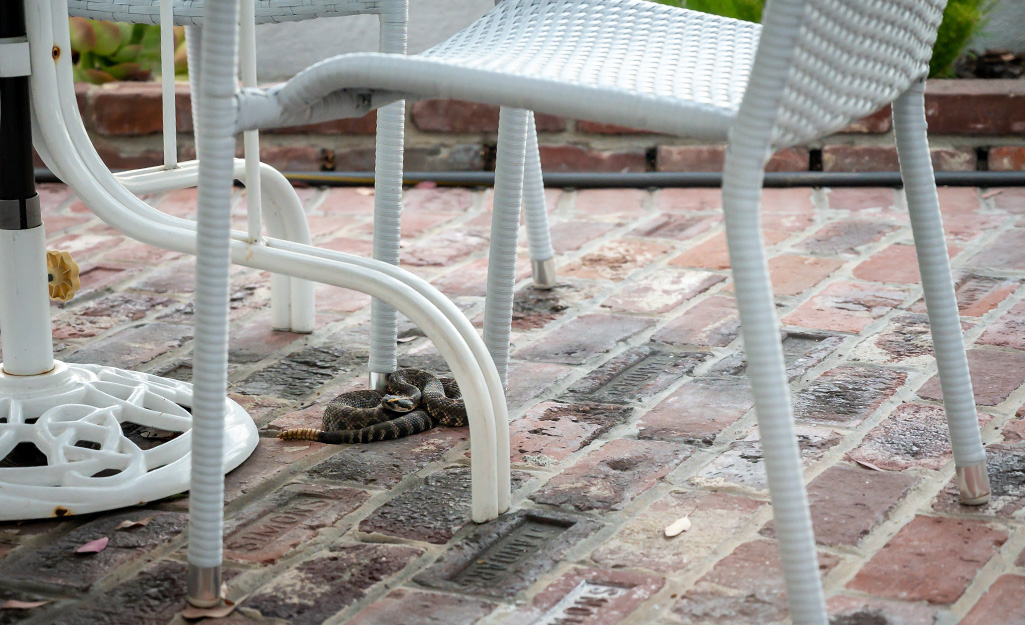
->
(277, 368), (467, 443)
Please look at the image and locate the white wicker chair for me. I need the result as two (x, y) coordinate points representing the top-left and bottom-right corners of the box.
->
(205, 0), (986, 621)
(66, 0), (558, 391)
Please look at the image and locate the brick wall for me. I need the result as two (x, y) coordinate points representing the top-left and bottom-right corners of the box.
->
(66, 79), (1025, 174)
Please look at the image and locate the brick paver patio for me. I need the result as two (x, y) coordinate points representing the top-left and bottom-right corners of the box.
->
(2, 184), (1025, 624)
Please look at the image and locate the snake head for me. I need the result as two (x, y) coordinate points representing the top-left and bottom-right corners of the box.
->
(382, 395), (416, 413)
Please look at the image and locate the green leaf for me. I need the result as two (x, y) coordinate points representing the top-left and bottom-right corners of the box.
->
(92, 20), (123, 57)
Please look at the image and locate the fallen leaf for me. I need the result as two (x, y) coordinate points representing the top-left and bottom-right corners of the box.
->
(664, 516), (692, 537)
(1, 600), (49, 610)
(846, 455), (884, 472)
(981, 189), (1004, 200)
(396, 336), (418, 343)
(182, 598), (236, 620)
(355, 187), (374, 196)
(76, 536), (109, 554)
(115, 515), (155, 530)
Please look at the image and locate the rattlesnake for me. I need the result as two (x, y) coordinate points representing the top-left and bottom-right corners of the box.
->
(277, 368), (466, 443)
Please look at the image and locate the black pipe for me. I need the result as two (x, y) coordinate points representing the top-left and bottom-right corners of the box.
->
(1, 1), (41, 230)
(279, 170), (1025, 189)
(33, 168), (1025, 190)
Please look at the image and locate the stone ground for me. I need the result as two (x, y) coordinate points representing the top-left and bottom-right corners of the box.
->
(2, 184), (1025, 625)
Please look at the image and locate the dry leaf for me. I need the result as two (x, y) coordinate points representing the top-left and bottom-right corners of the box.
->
(1, 600), (49, 610)
(76, 536), (109, 554)
(355, 187), (374, 196)
(664, 516), (692, 537)
(396, 336), (418, 343)
(115, 515), (155, 530)
(981, 189), (1004, 200)
(182, 598), (236, 620)
(846, 454), (884, 472)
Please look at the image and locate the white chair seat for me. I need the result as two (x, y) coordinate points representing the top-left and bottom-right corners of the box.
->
(246, 0), (761, 141)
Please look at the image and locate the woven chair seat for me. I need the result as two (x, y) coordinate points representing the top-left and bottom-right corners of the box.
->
(248, 0), (760, 141)
(67, 0), (378, 25)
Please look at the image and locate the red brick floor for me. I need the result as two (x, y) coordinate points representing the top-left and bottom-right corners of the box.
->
(1, 184), (1025, 624)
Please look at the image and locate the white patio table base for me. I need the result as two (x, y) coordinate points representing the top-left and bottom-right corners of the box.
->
(0, 361), (257, 521)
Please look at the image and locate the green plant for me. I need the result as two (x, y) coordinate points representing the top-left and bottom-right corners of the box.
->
(69, 18), (187, 84)
(649, 0), (989, 78)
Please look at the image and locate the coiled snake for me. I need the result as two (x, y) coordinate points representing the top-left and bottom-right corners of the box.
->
(277, 368), (467, 443)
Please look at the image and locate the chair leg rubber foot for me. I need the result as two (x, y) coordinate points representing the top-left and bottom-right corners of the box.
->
(531, 258), (557, 289)
(187, 564), (222, 608)
(956, 462), (991, 506)
(369, 370), (390, 391)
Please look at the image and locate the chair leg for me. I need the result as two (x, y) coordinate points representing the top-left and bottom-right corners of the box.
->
(723, 157), (827, 622)
(523, 113), (556, 289)
(483, 108), (529, 387)
(368, 1), (408, 390)
(893, 80), (990, 505)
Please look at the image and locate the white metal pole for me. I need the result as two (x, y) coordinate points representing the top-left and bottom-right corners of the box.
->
(159, 0), (177, 169)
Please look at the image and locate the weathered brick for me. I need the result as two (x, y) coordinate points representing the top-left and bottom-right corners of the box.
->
(57, 561), (191, 625)
(246, 543), (422, 624)
(827, 187), (899, 213)
(761, 465), (918, 547)
(530, 438), (692, 511)
(538, 144), (648, 173)
(574, 188), (649, 219)
(690, 426), (841, 493)
(765, 254), (844, 296)
(850, 403), (992, 471)
(908, 272), (1019, 317)
(840, 106), (893, 133)
(508, 402), (632, 465)
(504, 360), (576, 409)
(360, 467), (523, 544)
(224, 484), (369, 564)
(415, 509), (600, 599)
(931, 445), (1025, 518)
(564, 346), (706, 405)
(990, 146), (1025, 171)
(652, 295), (739, 348)
(549, 220), (618, 253)
(235, 344), (364, 399)
(847, 515), (1006, 604)
(510, 282), (602, 330)
(504, 567), (663, 625)
(347, 588), (494, 625)
(977, 299), (1025, 350)
(918, 348), (1025, 406)
(827, 595), (939, 625)
(631, 212), (721, 240)
(962, 575), (1025, 625)
(850, 313), (944, 367)
(514, 314), (655, 365)
(402, 228), (490, 267)
(64, 322), (191, 370)
(591, 490), (764, 573)
(656, 145), (808, 172)
(853, 243), (961, 284)
(601, 269), (724, 314)
(0, 511), (185, 591)
(967, 229), (1025, 271)
(798, 220), (897, 256)
(90, 82), (192, 135)
(794, 366), (907, 427)
(655, 188), (722, 213)
(708, 332), (843, 381)
(411, 99), (564, 132)
(924, 79), (1025, 135)
(822, 145), (976, 172)
(670, 540), (838, 624)
(310, 426), (467, 489)
(562, 238), (674, 280)
(783, 281), (906, 333)
(637, 377), (753, 446)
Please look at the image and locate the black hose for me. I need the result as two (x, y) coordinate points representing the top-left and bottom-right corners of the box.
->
(34, 167), (1025, 189)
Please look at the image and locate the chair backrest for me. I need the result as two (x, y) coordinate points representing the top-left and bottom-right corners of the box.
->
(766, 0), (947, 147)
